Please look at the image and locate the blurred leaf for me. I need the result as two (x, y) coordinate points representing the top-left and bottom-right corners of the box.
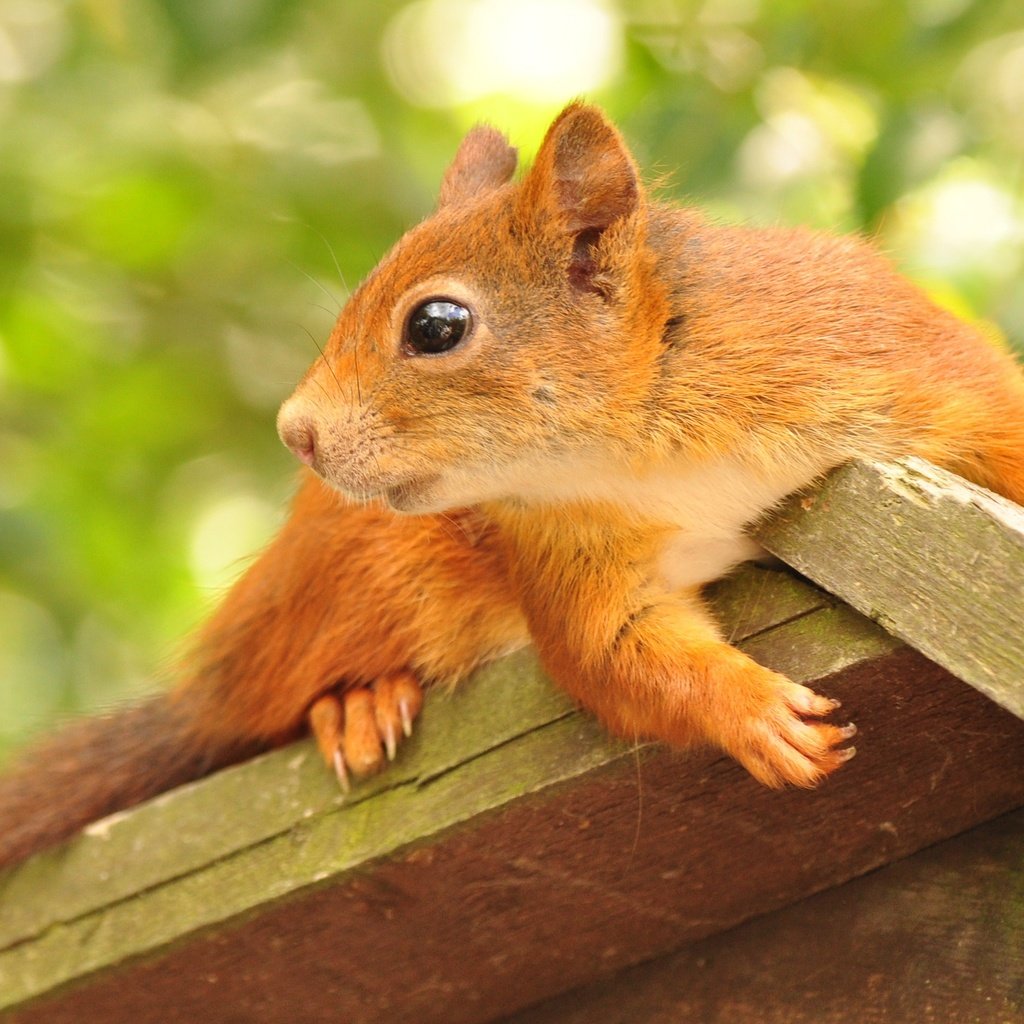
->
(74, 169), (204, 270)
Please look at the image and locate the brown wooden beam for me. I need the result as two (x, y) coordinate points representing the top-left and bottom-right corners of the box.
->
(3, 563), (1023, 1023)
(510, 807), (1024, 1024)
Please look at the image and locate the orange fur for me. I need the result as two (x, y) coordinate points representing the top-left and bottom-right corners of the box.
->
(176, 471), (525, 747)
(0, 474), (524, 868)
(280, 102), (1024, 787)
(4, 103), (1023, 868)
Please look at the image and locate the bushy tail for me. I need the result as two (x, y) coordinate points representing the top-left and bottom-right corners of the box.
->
(0, 690), (266, 871)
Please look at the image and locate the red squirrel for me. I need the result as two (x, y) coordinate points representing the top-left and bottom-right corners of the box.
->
(2, 102), (1023, 871)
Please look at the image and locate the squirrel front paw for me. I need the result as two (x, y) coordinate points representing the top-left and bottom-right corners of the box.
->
(718, 667), (856, 788)
(308, 671), (424, 792)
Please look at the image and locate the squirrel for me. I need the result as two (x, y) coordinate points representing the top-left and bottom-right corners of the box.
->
(2, 102), (1023, 872)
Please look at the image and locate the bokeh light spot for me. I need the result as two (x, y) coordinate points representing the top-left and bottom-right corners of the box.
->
(189, 492), (280, 593)
(383, 0), (622, 108)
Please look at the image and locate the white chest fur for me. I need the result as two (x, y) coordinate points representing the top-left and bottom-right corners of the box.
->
(616, 455), (824, 589)
(482, 448), (833, 591)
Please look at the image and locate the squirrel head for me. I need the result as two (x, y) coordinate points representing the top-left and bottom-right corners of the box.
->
(278, 103), (670, 512)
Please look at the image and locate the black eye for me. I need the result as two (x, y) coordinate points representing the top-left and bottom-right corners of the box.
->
(404, 299), (472, 355)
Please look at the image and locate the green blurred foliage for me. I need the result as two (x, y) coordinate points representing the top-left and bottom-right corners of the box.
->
(1, 0), (1023, 756)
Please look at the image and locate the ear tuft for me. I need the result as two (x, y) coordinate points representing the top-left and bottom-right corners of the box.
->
(439, 125), (518, 208)
(523, 103), (639, 233)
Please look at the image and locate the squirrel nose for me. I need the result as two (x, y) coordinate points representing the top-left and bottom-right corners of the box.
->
(277, 401), (318, 467)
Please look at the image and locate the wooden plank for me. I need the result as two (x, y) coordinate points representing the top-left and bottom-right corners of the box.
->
(0, 566), (824, 953)
(2, 565), (1023, 1024)
(757, 457), (1024, 719)
(509, 806), (1024, 1024)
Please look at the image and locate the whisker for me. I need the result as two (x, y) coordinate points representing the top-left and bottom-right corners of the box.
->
(310, 302), (340, 321)
(625, 734), (644, 874)
(353, 339), (364, 406)
(292, 321), (338, 395)
(290, 260), (343, 313)
(303, 222), (350, 293)
(306, 328), (344, 395)
(293, 321), (321, 351)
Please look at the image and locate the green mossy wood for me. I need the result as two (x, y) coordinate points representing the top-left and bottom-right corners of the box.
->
(758, 457), (1024, 717)
(1, 459), (1022, 1024)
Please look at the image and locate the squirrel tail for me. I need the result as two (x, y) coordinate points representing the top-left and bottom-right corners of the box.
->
(0, 689), (266, 871)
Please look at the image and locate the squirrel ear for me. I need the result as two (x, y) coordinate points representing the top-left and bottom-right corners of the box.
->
(521, 103), (640, 233)
(438, 125), (518, 208)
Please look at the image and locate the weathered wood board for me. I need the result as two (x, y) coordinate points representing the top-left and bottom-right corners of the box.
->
(2, 563), (1023, 1024)
(757, 457), (1024, 718)
(510, 806), (1024, 1024)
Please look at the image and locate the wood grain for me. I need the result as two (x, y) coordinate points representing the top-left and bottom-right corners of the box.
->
(510, 807), (1024, 1024)
(3, 457), (1022, 1023)
(757, 457), (1024, 718)
(3, 566), (1023, 1023)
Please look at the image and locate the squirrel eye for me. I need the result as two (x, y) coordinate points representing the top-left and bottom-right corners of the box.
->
(404, 299), (472, 355)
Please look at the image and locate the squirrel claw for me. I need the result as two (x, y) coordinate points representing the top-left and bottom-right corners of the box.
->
(307, 671), (425, 789)
(332, 748), (351, 794)
(382, 720), (398, 762)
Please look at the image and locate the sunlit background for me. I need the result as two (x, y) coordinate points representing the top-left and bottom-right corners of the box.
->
(1, 0), (1023, 757)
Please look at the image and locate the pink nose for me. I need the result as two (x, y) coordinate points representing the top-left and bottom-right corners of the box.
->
(277, 404), (318, 467)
